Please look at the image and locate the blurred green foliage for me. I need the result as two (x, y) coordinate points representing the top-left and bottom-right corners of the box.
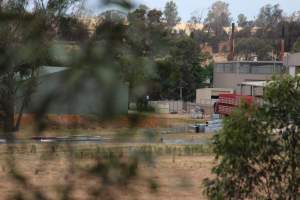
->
(204, 75), (300, 199)
(94, 6), (211, 103)
(0, 1), (213, 199)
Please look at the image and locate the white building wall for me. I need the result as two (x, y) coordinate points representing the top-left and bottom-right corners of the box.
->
(289, 66), (296, 77)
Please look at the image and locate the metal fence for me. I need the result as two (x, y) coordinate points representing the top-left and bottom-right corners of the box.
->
(149, 101), (184, 113)
(149, 100), (214, 115)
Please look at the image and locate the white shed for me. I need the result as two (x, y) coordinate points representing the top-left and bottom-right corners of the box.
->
(196, 88), (234, 105)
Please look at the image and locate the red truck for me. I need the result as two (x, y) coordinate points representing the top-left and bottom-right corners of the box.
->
(214, 94), (254, 116)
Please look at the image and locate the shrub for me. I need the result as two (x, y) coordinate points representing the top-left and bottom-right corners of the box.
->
(204, 76), (300, 200)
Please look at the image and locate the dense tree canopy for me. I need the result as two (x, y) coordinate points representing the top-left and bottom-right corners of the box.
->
(235, 37), (273, 60)
(58, 16), (89, 41)
(205, 1), (231, 38)
(237, 13), (248, 27)
(234, 4), (300, 60)
(163, 1), (181, 28)
(292, 37), (300, 52)
(154, 36), (208, 101)
(93, 6), (211, 102)
(0, 0), (82, 132)
(204, 76), (300, 199)
(255, 4), (283, 30)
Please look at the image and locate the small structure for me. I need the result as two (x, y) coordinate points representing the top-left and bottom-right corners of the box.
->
(196, 88), (234, 105)
(284, 53), (300, 77)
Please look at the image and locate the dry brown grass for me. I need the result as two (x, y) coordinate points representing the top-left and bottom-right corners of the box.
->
(0, 144), (215, 200)
(2, 113), (215, 199)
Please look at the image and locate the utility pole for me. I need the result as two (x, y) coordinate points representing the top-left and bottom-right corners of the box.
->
(227, 23), (235, 61)
(179, 86), (183, 101)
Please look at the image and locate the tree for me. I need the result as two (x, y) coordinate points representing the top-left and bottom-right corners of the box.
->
(292, 37), (300, 52)
(138, 4), (149, 11)
(205, 1), (231, 39)
(283, 20), (300, 52)
(58, 16), (89, 41)
(188, 10), (212, 47)
(96, 7), (170, 106)
(147, 9), (163, 25)
(163, 1), (181, 28)
(189, 10), (203, 24)
(237, 13), (247, 27)
(155, 36), (207, 101)
(290, 11), (300, 22)
(0, 0), (81, 133)
(252, 4), (300, 53)
(204, 76), (300, 199)
(95, 6), (209, 102)
(256, 4), (283, 31)
(99, 9), (127, 24)
(235, 37), (273, 60)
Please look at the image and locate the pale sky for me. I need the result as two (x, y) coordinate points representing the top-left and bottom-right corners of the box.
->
(86, 0), (300, 22)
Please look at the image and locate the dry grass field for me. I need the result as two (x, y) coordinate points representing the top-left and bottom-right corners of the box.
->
(0, 113), (216, 199)
(0, 144), (215, 200)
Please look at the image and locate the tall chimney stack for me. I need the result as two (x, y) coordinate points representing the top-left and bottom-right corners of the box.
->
(227, 23), (235, 61)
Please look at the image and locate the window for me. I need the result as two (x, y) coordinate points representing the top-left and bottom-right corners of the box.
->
(214, 63), (271, 74)
(274, 64), (285, 73)
(215, 64), (224, 73)
(224, 63), (236, 73)
(251, 64), (273, 74)
(239, 63), (250, 74)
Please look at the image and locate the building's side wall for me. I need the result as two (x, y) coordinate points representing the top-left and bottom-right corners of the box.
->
(213, 62), (283, 94)
(284, 53), (300, 66)
(284, 53), (300, 77)
(196, 88), (234, 104)
(213, 72), (273, 94)
(196, 89), (211, 103)
(289, 66), (296, 77)
(24, 71), (128, 117)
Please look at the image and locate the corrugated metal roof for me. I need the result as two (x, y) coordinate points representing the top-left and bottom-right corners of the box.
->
(240, 81), (269, 87)
(0, 66), (68, 81)
(39, 66), (68, 76)
(215, 61), (283, 64)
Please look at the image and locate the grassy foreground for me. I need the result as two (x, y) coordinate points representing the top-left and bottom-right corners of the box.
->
(0, 143), (215, 200)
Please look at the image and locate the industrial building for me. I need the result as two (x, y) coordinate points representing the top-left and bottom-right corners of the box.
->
(284, 53), (300, 77)
(213, 61), (284, 95)
(196, 88), (234, 105)
(23, 66), (129, 117)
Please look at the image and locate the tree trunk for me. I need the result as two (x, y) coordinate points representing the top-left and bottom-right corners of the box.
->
(14, 98), (25, 132)
(3, 105), (15, 133)
(15, 71), (36, 131)
(1, 72), (16, 137)
(3, 91), (15, 136)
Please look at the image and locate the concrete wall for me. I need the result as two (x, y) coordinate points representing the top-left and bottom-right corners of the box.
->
(149, 101), (183, 113)
(289, 66), (296, 77)
(213, 62), (283, 94)
(196, 88), (234, 104)
(24, 71), (128, 117)
(214, 72), (273, 94)
(196, 89), (211, 101)
(284, 53), (300, 66)
(284, 53), (300, 77)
